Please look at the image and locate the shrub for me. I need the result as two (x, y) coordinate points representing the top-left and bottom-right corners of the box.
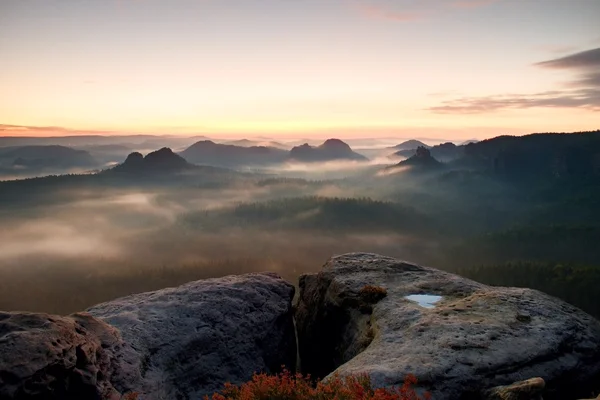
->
(359, 285), (388, 303)
(207, 369), (430, 400)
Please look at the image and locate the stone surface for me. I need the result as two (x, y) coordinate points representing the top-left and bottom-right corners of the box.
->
(296, 253), (600, 400)
(485, 377), (545, 400)
(88, 272), (296, 400)
(0, 312), (139, 400)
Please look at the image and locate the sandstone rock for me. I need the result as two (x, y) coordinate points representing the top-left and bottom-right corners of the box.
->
(576, 395), (600, 400)
(485, 377), (545, 400)
(0, 312), (139, 400)
(88, 272), (296, 400)
(296, 253), (600, 400)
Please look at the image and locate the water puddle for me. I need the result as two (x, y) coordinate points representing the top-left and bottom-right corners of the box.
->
(405, 294), (442, 308)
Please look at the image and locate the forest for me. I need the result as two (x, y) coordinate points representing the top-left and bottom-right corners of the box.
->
(0, 130), (599, 319)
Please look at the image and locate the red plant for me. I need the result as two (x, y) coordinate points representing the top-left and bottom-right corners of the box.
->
(207, 369), (430, 400)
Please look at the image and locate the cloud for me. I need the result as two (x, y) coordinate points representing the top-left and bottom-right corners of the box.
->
(0, 124), (69, 132)
(429, 89), (600, 113)
(359, 4), (423, 22)
(429, 47), (600, 113)
(535, 47), (600, 70)
(0, 124), (119, 136)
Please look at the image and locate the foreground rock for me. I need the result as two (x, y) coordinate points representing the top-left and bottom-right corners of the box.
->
(88, 272), (296, 400)
(296, 253), (600, 400)
(485, 377), (545, 400)
(0, 312), (139, 400)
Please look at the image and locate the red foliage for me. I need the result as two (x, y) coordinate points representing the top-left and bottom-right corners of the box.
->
(207, 369), (431, 400)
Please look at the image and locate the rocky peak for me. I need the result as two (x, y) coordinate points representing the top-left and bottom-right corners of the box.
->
(189, 140), (217, 148)
(320, 138), (352, 151)
(393, 145), (442, 170)
(123, 151), (144, 166)
(116, 148), (190, 173)
(415, 146), (431, 158)
(143, 147), (185, 167)
(290, 140), (366, 162)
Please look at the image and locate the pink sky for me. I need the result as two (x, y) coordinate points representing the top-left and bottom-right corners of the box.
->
(1, 0), (598, 139)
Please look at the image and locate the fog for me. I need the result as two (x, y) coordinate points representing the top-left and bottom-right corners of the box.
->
(1, 135), (599, 320)
(0, 174), (436, 314)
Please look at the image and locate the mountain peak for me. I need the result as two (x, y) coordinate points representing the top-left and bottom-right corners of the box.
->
(290, 139), (367, 162)
(396, 146), (442, 170)
(123, 151), (144, 166)
(115, 148), (190, 173)
(392, 140), (430, 151)
(320, 138), (351, 150)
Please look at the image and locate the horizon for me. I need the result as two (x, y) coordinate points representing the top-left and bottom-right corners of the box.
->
(2, 1), (599, 139)
(0, 123), (538, 142)
(1, 124), (600, 146)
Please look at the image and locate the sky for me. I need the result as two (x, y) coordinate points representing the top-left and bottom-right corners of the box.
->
(1, 0), (599, 140)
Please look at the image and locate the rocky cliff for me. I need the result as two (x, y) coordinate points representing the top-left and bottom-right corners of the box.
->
(0, 312), (139, 400)
(1, 273), (296, 400)
(2, 254), (600, 400)
(296, 253), (600, 400)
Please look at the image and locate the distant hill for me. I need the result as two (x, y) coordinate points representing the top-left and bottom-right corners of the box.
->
(224, 139), (288, 150)
(110, 147), (192, 173)
(0, 134), (209, 148)
(0, 145), (97, 169)
(180, 140), (288, 167)
(458, 130), (600, 180)
(181, 138), (367, 167)
(76, 144), (132, 153)
(289, 139), (368, 163)
(395, 146), (443, 170)
(389, 140), (430, 151)
(393, 142), (464, 162)
(74, 144), (134, 165)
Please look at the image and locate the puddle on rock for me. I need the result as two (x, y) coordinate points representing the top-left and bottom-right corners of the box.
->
(405, 294), (442, 308)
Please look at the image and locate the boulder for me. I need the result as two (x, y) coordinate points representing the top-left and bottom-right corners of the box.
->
(485, 377), (545, 400)
(0, 312), (139, 400)
(296, 253), (600, 400)
(88, 272), (296, 400)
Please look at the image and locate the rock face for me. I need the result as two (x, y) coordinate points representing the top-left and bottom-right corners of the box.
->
(485, 377), (545, 400)
(296, 253), (600, 400)
(0, 312), (139, 400)
(88, 272), (296, 400)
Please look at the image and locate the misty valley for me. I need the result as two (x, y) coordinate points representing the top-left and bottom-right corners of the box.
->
(3, 1), (600, 397)
(1, 131), (599, 321)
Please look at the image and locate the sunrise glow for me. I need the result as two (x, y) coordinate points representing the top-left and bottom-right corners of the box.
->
(1, 0), (599, 139)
